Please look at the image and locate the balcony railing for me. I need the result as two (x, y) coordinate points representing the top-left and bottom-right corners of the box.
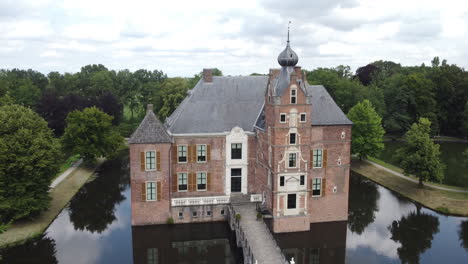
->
(171, 196), (230, 207)
(250, 194), (263, 202)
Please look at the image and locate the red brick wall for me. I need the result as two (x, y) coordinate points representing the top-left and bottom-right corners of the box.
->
(130, 143), (172, 225)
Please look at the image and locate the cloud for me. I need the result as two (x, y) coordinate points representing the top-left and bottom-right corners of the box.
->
(395, 20), (442, 42)
(40, 50), (63, 58)
(48, 41), (98, 52)
(0, 19), (54, 40)
(62, 23), (121, 42)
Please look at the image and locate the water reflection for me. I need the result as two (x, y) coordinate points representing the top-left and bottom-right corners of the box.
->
(68, 157), (130, 233)
(460, 220), (468, 251)
(273, 221), (347, 264)
(348, 174), (380, 234)
(389, 206), (440, 264)
(132, 222), (242, 264)
(0, 235), (58, 264)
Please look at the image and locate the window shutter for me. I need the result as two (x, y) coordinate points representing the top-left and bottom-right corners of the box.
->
(323, 149), (328, 168)
(140, 152), (145, 171)
(207, 172), (212, 191)
(207, 144), (211, 161)
(310, 179), (313, 196)
(172, 147), (177, 163)
(189, 173), (195, 192)
(156, 151), (161, 171)
(322, 178), (326, 196)
(156, 182), (162, 201)
(172, 174), (178, 192)
(310, 150), (313, 166)
(141, 182), (146, 201)
(188, 145), (193, 163)
(192, 145), (197, 162)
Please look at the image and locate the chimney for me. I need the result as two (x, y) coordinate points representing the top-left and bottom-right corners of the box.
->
(147, 104), (153, 113)
(203, 68), (213, 83)
(294, 66), (302, 78)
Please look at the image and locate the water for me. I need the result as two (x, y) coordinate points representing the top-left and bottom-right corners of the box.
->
(1, 155), (467, 264)
(377, 140), (468, 187)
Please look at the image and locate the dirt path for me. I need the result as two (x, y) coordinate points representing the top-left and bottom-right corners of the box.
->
(0, 159), (103, 248)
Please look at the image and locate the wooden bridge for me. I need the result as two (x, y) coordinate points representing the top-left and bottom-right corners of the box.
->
(227, 202), (294, 264)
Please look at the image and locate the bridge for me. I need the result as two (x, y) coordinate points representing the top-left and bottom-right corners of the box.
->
(227, 200), (295, 264)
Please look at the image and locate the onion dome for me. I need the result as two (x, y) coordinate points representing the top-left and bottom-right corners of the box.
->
(277, 26), (298, 67)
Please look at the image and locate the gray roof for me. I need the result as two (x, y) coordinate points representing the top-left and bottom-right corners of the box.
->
(306, 84), (353, 126)
(166, 76), (268, 134)
(129, 110), (172, 144)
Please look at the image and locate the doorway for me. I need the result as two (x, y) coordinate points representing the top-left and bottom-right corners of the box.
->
(231, 168), (242, 192)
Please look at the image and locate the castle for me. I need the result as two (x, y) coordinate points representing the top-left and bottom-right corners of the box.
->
(129, 36), (352, 233)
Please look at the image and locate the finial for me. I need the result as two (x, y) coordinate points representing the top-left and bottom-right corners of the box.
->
(287, 21), (291, 43)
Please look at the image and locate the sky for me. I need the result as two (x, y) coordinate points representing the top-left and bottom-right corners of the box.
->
(1, 0), (468, 77)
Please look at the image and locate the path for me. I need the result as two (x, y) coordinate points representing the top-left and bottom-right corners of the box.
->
(0, 159), (103, 248)
(229, 203), (288, 264)
(50, 159), (83, 188)
(365, 159), (468, 193)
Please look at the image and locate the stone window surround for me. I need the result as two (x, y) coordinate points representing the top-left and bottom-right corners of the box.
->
(312, 177), (322, 197)
(312, 148), (323, 168)
(290, 88), (297, 104)
(196, 171), (207, 191)
(299, 113), (307, 123)
(280, 113), (286, 123)
(177, 144), (188, 163)
(178, 172), (188, 192)
(196, 144), (207, 163)
(145, 181), (157, 201)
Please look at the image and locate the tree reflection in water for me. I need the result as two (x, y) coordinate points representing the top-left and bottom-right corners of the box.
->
(68, 154), (130, 233)
(389, 206), (440, 264)
(459, 220), (468, 251)
(0, 235), (58, 264)
(348, 172), (380, 234)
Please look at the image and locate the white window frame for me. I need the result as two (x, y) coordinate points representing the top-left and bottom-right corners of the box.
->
(287, 193), (297, 209)
(290, 88), (297, 104)
(289, 132), (297, 145)
(145, 181), (157, 201)
(178, 172), (188, 192)
(300, 175), (305, 186)
(231, 143), (242, 160)
(280, 113), (287, 123)
(299, 113), (307, 123)
(145, 150), (156, 171)
(312, 148), (323, 168)
(196, 144), (207, 163)
(312, 178), (322, 197)
(177, 145), (187, 163)
(196, 171), (207, 191)
(288, 152), (298, 168)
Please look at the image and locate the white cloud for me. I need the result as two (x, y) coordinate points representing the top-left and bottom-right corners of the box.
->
(0, 19), (53, 39)
(48, 41), (97, 52)
(40, 50), (63, 58)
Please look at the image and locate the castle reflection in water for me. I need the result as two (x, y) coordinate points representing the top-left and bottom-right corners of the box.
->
(132, 221), (347, 264)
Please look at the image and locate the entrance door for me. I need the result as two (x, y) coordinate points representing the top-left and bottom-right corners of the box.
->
(231, 168), (242, 192)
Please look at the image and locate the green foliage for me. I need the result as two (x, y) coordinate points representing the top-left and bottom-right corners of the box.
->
(0, 104), (60, 224)
(155, 78), (189, 121)
(166, 217), (175, 225)
(235, 213), (241, 221)
(396, 118), (445, 186)
(463, 149), (468, 169)
(61, 107), (123, 161)
(463, 102), (468, 138)
(347, 100), (385, 160)
(256, 212), (263, 220)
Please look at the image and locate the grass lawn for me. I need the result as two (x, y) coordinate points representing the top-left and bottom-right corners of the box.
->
(53, 154), (81, 180)
(351, 159), (468, 216)
(0, 159), (104, 248)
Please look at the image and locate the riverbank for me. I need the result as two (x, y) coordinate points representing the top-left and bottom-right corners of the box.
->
(351, 159), (468, 216)
(0, 159), (104, 249)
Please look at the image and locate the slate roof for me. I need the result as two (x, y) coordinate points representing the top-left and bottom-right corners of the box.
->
(306, 84), (353, 126)
(165, 76), (268, 134)
(129, 110), (172, 144)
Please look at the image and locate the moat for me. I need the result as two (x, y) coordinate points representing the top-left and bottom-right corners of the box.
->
(1, 154), (467, 264)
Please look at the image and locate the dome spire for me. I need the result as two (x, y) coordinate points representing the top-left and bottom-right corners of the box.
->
(278, 21), (298, 67)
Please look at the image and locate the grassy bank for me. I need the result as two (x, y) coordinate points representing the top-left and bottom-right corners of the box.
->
(54, 154), (81, 180)
(351, 159), (468, 216)
(0, 159), (104, 249)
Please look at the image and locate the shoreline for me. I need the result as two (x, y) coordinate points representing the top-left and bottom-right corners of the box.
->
(351, 159), (468, 217)
(0, 159), (104, 249)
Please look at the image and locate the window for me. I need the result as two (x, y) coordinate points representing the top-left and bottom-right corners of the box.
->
(206, 210), (212, 216)
(291, 89), (297, 104)
(178, 145), (187, 163)
(280, 176), (285, 186)
(197, 172), (207, 191)
(178, 211), (184, 219)
(280, 113), (286, 123)
(313, 149), (323, 168)
(192, 211), (198, 218)
(312, 178), (322, 196)
(289, 133), (296, 145)
(231, 143), (242, 159)
(221, 209), (226, 215)
(300, 175), (305, 185)
(178, 173), (188, 191)
(341, 131), (346, 139)
(287, 194), (296, 209)
(288, 153), (297, 168)
(146, 151), (156, 170)
(197, 144), (206, 162)
(310, 249), (320, 264)
(146, 182), (156, 201)
(147, 248), (158, 264)
(300, 113), (306, 123)
(231, 168), (241, 176)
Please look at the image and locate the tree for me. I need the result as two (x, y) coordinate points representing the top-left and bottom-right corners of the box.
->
(463, 102), (468, 138)
(355, 64), (379, 86)
(396, 118), (444, 187)
(347, 100), (385, 160)
(61, 107), (123, 161)
(0, 104), (60, 224)
(389, 208), (440, 264)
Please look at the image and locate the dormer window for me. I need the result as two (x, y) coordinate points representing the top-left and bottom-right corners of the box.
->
(289, 133), (296, 145)
(290, 89), (297, 104)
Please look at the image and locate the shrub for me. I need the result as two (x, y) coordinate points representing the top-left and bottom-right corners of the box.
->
(166, 217), (175, 225)
(235, 213), (241, 221)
